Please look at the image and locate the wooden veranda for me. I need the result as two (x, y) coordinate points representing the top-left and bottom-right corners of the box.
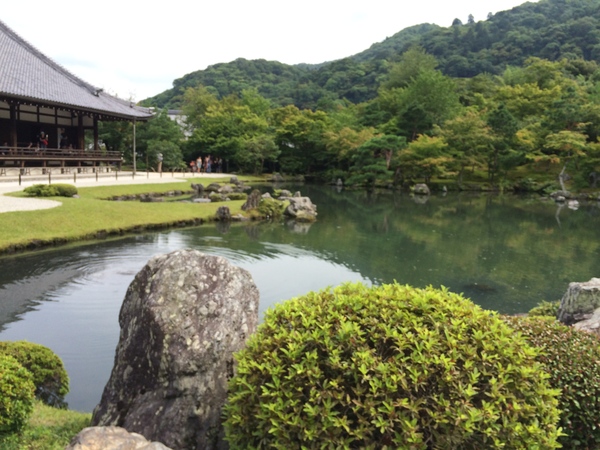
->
(0, 146), (122, 175)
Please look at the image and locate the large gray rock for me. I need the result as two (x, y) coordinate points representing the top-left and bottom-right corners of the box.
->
(67, 426), (171, 450)
(205, 183), (221, 192)
(284, 196), (318, 222)
(557, 278), (600, 325)
(191, 183), (205, 195)
(91, 250), (260, 450)
(215, 206), (231, 221)
(218, 185), (233, 195)
(241, 189), (261, 211)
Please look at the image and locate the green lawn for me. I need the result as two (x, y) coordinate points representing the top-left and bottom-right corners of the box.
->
(0, 401), (91, 450)
(0, 179), (251, 254)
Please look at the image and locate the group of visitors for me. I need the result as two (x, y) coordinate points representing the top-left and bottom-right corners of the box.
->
(25, 129), (72, 151)
(189, 155), (223, 173)
(2, 129), (75, 155)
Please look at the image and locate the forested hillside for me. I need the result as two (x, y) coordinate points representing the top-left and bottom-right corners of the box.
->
(142, 0), (600, 109)
(419, 0), (600, 77)
(114, 0), (600, 194)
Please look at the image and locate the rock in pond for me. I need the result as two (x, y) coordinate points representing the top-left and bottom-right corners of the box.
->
(557, 277), (600, 325)
(91, 249), (260, 450)
(284, 196), (318, 222)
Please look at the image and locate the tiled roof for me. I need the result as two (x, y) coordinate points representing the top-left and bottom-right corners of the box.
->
(0, 19), (152, 120)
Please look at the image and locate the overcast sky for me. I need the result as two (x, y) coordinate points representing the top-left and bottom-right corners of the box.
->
(3, 0), (537, 102)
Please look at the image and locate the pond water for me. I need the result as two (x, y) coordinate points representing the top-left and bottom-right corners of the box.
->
(1, 185), (599, 412)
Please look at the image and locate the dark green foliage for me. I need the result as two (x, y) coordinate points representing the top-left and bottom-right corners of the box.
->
(224, 282), (561, 449)
(136, 109), (186, 170)
(528, 300), (560, 318)
(346, 136), (405, 187)
(505, 316), (600, 449)
(23, 184), (77, 198)
(256, 198), (285, 220)
(352, 24), (441, 64)
(0, 341), (69, 408)
(0, 355), (34, 433)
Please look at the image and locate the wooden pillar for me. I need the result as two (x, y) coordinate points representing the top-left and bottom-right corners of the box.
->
(77, 115), (84, 150)
(93, 116), (99, 150)
(9, 102), (17, 147)
(132, 119), (137, 175)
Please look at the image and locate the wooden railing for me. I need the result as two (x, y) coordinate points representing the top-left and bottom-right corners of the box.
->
(0, 147), (122, 161)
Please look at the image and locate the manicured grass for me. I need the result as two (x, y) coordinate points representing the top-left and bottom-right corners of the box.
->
(0, 401), (91, 450)
(74, 179), (229, 200)
(0, 180), (250, 253)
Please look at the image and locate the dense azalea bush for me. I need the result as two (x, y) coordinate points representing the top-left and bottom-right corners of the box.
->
(224, 282), (561, 449)
(505, 316), (600, 449)
(0, 341), (69, 408)
(0, 354), (35, 433)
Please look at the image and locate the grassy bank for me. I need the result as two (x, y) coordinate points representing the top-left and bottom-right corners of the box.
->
(0, 401), (91, 449)
(0, 178), (251, 254)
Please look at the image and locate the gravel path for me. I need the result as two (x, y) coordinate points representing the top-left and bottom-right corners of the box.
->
(0, 171), (226, 214)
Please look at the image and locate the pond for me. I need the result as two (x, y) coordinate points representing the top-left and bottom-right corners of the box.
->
(1, 185), (599, 412)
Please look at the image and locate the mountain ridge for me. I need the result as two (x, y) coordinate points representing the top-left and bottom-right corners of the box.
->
(142, 0), (600, 109)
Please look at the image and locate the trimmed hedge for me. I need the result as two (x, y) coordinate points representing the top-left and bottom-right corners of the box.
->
(504, 316), (600, 449)
(0, 341), (69, 408)
(23, 183), (77, 197)
(0, 355), (35, 433)
(224, 282), (561, 449)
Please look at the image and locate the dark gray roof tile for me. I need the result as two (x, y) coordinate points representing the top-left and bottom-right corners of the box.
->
(0, 20), (152, 120)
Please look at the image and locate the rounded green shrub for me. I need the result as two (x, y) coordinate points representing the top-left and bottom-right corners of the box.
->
(52, 183), (78, 197)
(224, 282), (561, 449)
(0, 341), (69, 408)
(23, 183), (77, 197)
(0, 354), (35, 433)
(504, 316), (600, 449)
(23, 184), (58, 197)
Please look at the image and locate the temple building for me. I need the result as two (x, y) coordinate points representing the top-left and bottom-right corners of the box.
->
(0, 19), (153, 173)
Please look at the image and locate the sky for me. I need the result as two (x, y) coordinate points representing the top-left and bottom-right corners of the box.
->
(3, 0), (538, 102)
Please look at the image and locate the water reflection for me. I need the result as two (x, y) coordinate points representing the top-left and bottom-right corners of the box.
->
(1, 187), (599, 412)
